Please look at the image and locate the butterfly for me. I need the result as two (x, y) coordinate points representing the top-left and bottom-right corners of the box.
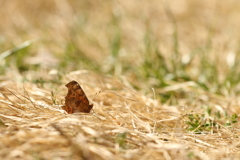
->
(62, 80), (93, 114)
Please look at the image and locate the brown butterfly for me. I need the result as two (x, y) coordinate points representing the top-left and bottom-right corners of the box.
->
(62, 80), (93, 114)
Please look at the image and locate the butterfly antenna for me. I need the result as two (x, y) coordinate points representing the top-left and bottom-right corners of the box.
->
(92, 91), (101, 104)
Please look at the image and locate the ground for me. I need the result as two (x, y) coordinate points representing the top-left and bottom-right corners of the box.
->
(0, 0), (240, 160)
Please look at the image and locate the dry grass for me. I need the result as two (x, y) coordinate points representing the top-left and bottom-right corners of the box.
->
(0, 71), (239, 160)
(1, 0), (240, 160)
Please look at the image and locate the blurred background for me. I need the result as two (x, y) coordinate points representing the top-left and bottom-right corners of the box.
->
(1, 0), (240, 97)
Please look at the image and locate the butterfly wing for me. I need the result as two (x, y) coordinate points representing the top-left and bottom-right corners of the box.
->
(62, 80), (93, 113)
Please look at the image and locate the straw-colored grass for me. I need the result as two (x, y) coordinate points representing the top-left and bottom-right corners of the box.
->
(0, 70), (239, 160)
(1, 0), (240, 159)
